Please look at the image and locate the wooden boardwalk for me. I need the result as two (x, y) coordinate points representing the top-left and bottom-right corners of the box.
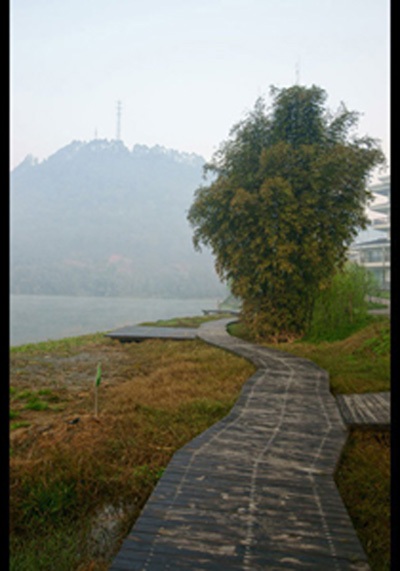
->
(336, 392), (390, 428)
(110, 319), (370, 570)
(106, 326), (198, 342)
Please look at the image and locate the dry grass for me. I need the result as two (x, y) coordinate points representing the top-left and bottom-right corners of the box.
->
(335, 429), (390, 570)
(10, 330), (255, 570)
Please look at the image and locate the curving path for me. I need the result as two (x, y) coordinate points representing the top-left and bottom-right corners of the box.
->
(110, 318), (370, 570)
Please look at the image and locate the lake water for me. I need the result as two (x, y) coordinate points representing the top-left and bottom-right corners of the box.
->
(10, 295), (220, 347)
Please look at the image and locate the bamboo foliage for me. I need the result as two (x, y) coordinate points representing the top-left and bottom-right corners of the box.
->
(188, 85), (385, 340)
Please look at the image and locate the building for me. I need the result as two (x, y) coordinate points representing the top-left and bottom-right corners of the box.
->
(348, 174), (390, 290)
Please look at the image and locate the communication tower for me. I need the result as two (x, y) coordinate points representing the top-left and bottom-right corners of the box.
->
(116, 100), (122, 140)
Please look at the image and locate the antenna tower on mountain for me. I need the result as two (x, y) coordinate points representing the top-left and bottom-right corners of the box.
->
(116, 100), (122, 140)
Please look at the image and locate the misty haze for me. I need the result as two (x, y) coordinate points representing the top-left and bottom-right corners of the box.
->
(10, 140), (226, 299)
(9, 2), (389, 569)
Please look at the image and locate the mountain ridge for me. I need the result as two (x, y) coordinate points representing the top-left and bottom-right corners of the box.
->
(10, 139), (225, 298)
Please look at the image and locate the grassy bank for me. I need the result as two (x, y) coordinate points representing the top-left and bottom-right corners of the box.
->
(10, 314), (390, 569)
(10, 316), (255, 570)
(228, 316), (390, 395)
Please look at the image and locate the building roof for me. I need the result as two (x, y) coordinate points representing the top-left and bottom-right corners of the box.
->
(352, 237), (390, 248)
(369, 174), (390, 197)
(352, 226), (386, 244)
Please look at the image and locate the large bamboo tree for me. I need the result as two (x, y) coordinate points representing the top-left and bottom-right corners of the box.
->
(188, 85), (385, 340)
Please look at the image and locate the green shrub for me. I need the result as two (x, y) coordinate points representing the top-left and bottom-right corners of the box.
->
(305, 263), (378, 341)
(10, 422), (31, 430)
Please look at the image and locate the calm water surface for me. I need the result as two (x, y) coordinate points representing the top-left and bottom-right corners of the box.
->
(10, 295), (220, 346)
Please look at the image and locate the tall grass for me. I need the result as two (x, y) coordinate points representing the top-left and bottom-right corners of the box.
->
(305, 262), (378, 342)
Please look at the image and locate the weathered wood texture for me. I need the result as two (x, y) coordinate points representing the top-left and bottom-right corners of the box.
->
(336, 392), (390, 428)
(106, 326), (198, 342)
(110, 319), (370, 570)
(202, 309), (239, 316)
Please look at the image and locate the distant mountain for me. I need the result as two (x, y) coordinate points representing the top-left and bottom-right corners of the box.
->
(10, 139), (226, 298)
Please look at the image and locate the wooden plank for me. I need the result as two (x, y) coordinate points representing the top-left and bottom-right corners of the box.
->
(202, 309), (239, 316)
(336, 392), (390, 427)
(105, 325), (198, 341)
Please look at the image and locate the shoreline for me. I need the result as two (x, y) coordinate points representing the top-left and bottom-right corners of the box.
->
(10, 295), (223, 347)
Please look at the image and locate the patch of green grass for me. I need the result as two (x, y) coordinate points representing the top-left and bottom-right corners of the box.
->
(10, 421), (31, 430)
(356, 323), (390, 358)
(10, 331), (111, 356)
(10, 410), (19, 420)
(21, 478), (81, 527)
(14, 390), (36, 401)
(301, 314), (375, 343)
(227, 320), (253, 342)
(24, 400), (50, 411)
(13, 389), (61, 408)
(335, 429), (390, 570)
(10, 525), (86, 571)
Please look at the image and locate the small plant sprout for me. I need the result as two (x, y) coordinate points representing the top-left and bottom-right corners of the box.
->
(94, 362), (102, 417)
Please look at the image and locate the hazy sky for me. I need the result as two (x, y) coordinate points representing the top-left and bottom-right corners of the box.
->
(10, 0), (390, 179)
